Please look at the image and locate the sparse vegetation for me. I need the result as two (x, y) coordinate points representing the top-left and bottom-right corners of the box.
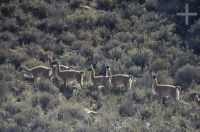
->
(0, 0), (200, 131)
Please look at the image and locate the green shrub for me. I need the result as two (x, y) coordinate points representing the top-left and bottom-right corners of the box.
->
(175, 65), (200, 89)
(0, 64), (15, 81)
(150, 58), (170, 71)
(129, 48), (153, 69)
(96, 0), (114, 10)
(114, 32), (133, 43)
(60, 31), (76, 44)
(119, 100), (137, 117)
(9, 51), (26, 69)
(0, 81), (10, 105)
(38, 33), (56, 51)
(188, 19), (200, 54)
(33, 79), (58, 94)
(18, 28), (42, 44)
(97, 12), (119, 30)
(31, 92), (60, 111)
(102, 40), (121, 53)
(108, 47), (124, 60)
(128, 66), (142, 77)
(69, 0), (83, 9)
(80, 44), (94, 57)
(0, 49), (7, 65)
(48, 103), (87, 124)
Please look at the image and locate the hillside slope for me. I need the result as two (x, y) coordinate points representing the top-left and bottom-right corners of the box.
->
(0, 0), (200, 131)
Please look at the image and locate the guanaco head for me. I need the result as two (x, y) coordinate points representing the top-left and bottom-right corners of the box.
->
(152, 72), (158, 80)
(106, 65), (110, 69)
(87, 65), (94, 71)
(192, 93), (199, 100)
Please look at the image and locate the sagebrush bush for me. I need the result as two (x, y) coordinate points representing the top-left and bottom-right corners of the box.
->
(31, 92), (60, 111)
(150, 58), (170, 71)
(9, 51), (27, 69)
(97, 12), (119, 30)
(175, 65), (200, 89)
(0, 81), (10, 104)
(96, 0), (114, 10)
(18, 28), (42, 44)
(33, 78), (58, 94)
(188, 19), (200, 54)
(0, 49), (7, 65)
(0, 64), (15, 81)
(114, 32), (133, 43)
(119, 100), (137, 117)
(129, 48), (153, 69)
(60, 31), (76, 44)
(108, 47), (124, 60)
(102, 39), (121, 53)
(80, 43), (94, 57)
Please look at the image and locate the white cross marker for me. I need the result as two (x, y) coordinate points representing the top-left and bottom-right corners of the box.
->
(176, 3), (197, 25)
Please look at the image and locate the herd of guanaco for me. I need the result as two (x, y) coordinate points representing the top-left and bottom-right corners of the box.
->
(21, 55), (200, 107)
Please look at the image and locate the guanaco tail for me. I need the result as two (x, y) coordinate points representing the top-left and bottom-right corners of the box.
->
(87, 65), (111, 88)
(152, 73), (181, 102)
(53, 61), (84, 88)
(105, 65), (133, 92)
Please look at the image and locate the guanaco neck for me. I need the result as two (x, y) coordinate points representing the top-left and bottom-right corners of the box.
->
(22, 66), (31, 72)
(49, 60), (54, 69)
(152, 78), (158, 88)
(55, 63), (62, 78)
(106, 68), (112, 77)
(90, 68), (96, 80)
(195, 95), (200, 102)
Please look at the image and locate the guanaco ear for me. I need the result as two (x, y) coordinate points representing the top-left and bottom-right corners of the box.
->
(47, 54), (53, 61)
(152, 72), (158, 75)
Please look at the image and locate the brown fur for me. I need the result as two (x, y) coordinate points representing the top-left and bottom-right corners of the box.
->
(48, 56), (73, 79)
(21, 65), (51, 79)
(54, 61), (84, 88)
(106, 66), (133, 92)
(88, 66), (111, 88)
(152, 73), (181, 101)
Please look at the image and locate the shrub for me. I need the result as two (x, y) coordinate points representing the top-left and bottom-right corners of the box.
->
(119, 100), (137, 117)
(129, 48), (153, 69)
(108, 47), (124, 60)
(114, 32), (133, 43)
(150, 58), (170, 71)
(9, 51), (26, 69)
(129, 66), (142, 78)
(33, 78), (58, 94)
(18, 28), (42, 44)
(32, 92), (60, 111)
(96, 0), (114, 10)
(49, 103), (87, 124)
(175, 65), (200, 89)
(102, 39), (121, 53)
(39, 33), (56, 51)
(60, 31), (76, 44)
(0, 64), (15, 81)
(63, 54), (86, 67)
(71, 40), (83, 50)
(188, 19), (200, 54)
(0, 49), (7, 65)
(97, 12), (119, 30)
(0, 81), (10, 104)
(69, 0), (83, 9)
(80, 44), (94, 57)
